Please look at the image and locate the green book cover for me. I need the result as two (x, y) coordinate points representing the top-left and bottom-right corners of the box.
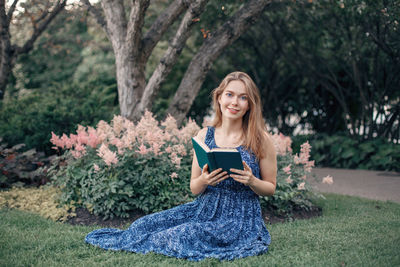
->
(192, 136), (244, 173)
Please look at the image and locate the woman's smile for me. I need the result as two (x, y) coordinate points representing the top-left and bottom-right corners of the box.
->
(218, 80), (249, 119)
(228, 107), (240, 114)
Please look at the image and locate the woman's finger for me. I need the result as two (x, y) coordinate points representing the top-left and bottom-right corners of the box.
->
(243, 161), (252, 171)
(211, 171), (227, 183)
(229, 168), (246, 175)
(202, 164), (208, 173)
(210, 168), (223, 176)
(215, 174), (229, 183)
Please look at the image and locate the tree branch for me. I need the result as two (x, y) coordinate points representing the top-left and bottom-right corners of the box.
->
(80, 0), (107, 34)
(368, 30), (397, 61)
(15, 0), (67, 55)
(101, 0), (127, 51)
(133, 0), (208, 118)
(6, 0), (18, 26)
(141, 0), (190, 62)
(126, 0), (150, 58)
(166, 0), (272, 124)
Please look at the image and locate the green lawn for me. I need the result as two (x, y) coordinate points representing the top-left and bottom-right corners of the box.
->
(1, 193), (399, 267)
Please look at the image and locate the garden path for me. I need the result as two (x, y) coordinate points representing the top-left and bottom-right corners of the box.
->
(311, 168), (400, 203)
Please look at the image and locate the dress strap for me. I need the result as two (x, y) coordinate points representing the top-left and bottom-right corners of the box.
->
(204, 126), (216, 149)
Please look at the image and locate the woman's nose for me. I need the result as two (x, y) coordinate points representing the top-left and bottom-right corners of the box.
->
(231, 96), (238, 104)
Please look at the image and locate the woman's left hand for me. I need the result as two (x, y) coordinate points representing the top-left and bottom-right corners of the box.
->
(230, 161), (255, 186)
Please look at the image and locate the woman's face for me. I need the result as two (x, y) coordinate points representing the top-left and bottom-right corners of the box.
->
(218, 80), (249, 120)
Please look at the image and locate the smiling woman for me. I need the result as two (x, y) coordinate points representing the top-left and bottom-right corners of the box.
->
(85, 71), (277, 262)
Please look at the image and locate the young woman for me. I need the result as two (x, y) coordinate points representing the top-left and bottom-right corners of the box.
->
(85, 71), (277, 261)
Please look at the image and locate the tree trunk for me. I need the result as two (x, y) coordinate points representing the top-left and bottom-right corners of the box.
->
(86, 0), (189, 121)
(0, 0), (12, 99)
(0, 44), (12, 99)
(131, 0), (209, 120)
(0, 0), (67, 99)
(114, 49), (147, 120)
(167, 0), (272, 125)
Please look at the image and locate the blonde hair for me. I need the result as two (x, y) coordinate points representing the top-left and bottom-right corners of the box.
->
(211, 71), (268, 159)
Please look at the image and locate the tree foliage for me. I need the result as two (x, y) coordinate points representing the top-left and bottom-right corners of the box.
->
(192, 0), (400, 141)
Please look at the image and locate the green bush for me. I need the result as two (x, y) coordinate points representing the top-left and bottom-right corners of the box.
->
(260, 134), (328, 216)
(0, 81), (117, 154)
(292, 134), (400, 171)
(48, 112), (199, 219)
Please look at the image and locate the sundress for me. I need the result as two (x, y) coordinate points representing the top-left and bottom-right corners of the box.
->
(85, 126), (271, 261)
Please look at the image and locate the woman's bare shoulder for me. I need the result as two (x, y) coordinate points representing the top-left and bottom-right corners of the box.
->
(262, 132), (277, 160)
(195, 127), (208, 140)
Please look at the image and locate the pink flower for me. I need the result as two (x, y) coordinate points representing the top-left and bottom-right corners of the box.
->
(297, 182), (306, 190)
(173, 144), (187, 156)
(112, 115), (125, 136)
(96, 120), (113, 142)
(97, 144), (118, 166)
(93, 164), (100, 172)
(123, 118), (134, 130)
(71, 150), (83, 159)
(87, 126), (101, 148)
(170, 152), (182, 169)
(322, 175), (334, 185)
(151, 143), (161, 156)
(298, 141), (311, 164)
(170, 172), (178, 179)
(76, 125), (89, 145)
(50, 132), (64, 149)
(304, 160), (315, 172)
(136, 110), (160, 137)
(179, 118), (200, 142)
(74, 143), (86, 156)
(110, 137), (125, 155)
(285, 175), (293, 184)
(283, 164), (291, 174)
(270, 133), (292, 156)
(62, 134), (74, 149)
(66, 134), (78, 149)
(137, 143), (149, 155)
(161, 114), (179, 136)
(165, 146), (172, 154)
(294, 154), (301, 164)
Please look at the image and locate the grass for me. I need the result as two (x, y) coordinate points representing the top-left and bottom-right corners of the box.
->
(1, 193), (399, 267)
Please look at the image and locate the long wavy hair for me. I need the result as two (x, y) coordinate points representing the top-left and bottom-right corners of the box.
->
(211, 71), (269, 160)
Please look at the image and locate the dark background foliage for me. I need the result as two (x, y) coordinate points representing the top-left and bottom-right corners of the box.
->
(1, 0), (399, 171)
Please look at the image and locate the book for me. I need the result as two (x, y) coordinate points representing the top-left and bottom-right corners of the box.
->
(191, 136), (244, 173)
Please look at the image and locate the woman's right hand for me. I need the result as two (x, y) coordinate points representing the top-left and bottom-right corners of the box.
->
(199, 164), (229, 186)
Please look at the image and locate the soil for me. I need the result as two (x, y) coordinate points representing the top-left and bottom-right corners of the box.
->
(67, 206), (322, 228)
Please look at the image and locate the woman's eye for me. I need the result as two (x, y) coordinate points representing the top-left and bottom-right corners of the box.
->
(240, 96), (247, 101)
(226, 92), (232, 97)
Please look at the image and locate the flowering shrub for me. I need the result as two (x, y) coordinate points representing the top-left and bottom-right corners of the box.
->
(261, 133), (333, 216)
(48, 111), (200, 219)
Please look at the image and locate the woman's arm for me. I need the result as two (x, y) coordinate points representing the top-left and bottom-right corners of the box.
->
(248, 149), (277, 196)
(230, 134), (277, 196)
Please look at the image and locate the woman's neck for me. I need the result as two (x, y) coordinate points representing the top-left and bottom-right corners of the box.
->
(219, 118), (243, 135)
(215, 118), (244, 147)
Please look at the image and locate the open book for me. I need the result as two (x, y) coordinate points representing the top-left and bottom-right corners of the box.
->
(192, 136), (244, 173)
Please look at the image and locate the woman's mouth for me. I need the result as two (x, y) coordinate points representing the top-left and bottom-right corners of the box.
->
(228, 107), (239, 114)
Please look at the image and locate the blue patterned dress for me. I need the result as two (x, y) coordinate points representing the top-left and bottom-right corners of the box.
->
(85, 127), (271, 261)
